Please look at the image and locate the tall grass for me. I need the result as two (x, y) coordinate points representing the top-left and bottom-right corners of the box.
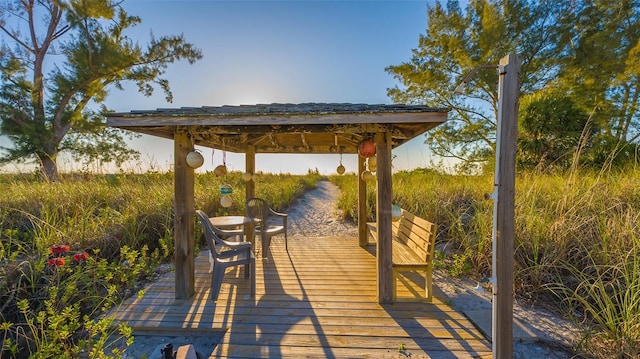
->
(3, 167), (638, 357)
(550, 236), (640, 357)
(0, 170), (321, 357)
(331, 167), (640, 357)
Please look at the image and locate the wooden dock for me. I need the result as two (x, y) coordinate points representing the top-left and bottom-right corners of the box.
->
(107, 236), (491, 358)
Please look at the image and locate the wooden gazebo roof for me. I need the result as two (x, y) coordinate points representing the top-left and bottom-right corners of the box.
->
(105, 103), (448, 154)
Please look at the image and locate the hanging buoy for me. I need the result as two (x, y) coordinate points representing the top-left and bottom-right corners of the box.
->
(336, 164), (345, 175)
(368, 156), (377, 172)
(186, 151), (204, 169)
(214, 164), (227, 177)
(220, 195), (232, 208)
(358, 140), (376, 158)
(392, 204), (403, 220)
(361, 170), (373, 181)
(219, 184), (233, 195)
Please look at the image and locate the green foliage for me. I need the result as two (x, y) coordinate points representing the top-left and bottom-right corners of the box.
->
(329, 174), (376, 222)
(518, 90), (594, 171)
(555, 0), (640, 147)
(1, 246), (147, 358)
(0, 0), (203, 181)
(387, 0), (640, 170)
(0, 171), (321, 357)
(3, 169), (639, 357)
(195, 171), (323, 218)
(549, 238), (640, 358)
(386, 0), (565, 167)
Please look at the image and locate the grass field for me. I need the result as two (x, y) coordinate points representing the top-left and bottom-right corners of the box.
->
(0, 170), (322, 358)
(330, 167), (640, 358)
(1, 167), (639, 357)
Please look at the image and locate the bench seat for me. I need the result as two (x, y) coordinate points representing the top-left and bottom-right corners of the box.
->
(367, 209), (437, 302)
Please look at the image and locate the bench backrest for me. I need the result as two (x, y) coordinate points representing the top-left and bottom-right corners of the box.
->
(392, 210), (437, 262)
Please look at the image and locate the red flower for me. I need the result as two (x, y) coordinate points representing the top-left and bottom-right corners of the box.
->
(48, 257), (66, 266)
(73, 252), (90, 262)
(49, 244), (70, 254)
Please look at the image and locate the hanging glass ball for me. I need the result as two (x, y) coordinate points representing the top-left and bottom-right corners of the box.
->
(361, 170), (373, 182)
(219, 184), (233, 195)
(220, 195), (232, 208)
(358, 140), (376, 158)
(242, 172), (253, 182)
(336, 164), (345, 175)
(368, 156), (377, 172)
(392, 204), (403, 220)
(186, 151), (204, 168)
(214, 165), (227, 177)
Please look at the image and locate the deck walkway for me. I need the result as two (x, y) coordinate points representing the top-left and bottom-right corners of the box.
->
(107, 236), (491, 358)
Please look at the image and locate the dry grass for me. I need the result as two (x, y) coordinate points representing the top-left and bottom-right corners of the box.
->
(331, 167), (640, 358)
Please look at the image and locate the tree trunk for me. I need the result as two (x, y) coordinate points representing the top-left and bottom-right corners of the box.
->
(40, 155), (59, 182)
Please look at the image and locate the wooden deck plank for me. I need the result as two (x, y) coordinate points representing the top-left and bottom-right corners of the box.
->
(106, 236), (491, 358)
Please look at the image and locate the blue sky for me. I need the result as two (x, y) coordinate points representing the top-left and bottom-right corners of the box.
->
(2, 0), (446, 174)
(100, 0), (442, 175)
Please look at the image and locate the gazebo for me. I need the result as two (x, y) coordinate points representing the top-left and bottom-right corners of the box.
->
(106, 103), (448, 304)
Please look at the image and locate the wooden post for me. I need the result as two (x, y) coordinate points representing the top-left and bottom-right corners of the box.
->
(375, 132), (393, 304)
(174, 127), (195, 299)
(245, 145), (256, 245)
(357, 153), (368, 247)
(493, 54), (519, 358)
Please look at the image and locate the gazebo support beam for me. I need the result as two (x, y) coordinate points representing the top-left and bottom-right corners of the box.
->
(358, 154), (368, 247)
(245, 145), (256, 244)
(174, 127), (195, 299)
(375, 131), (393, 304)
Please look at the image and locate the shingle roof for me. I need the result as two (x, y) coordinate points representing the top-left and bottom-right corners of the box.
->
(109, 103), (448, 117)
(105, 103), (448, 154)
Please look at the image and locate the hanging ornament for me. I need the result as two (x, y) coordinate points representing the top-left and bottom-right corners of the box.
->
(219, 184), (233, 207)
(361, 151), (374, 181)
(220, 195), (233, 208)
(186, 150), (204, 169)
(185, 133), (203, 169)
(361, 170), (373, 181)
(214, 165), (227, 177)
(220, 184), (233, 195)
(336, 151), (345, 175)
(368, 156), (377, 172)
(358, 139), (376, 158)
(242, 172), (253, 182)
(392, 204), (403, 220)
(214, 140), (228, 177)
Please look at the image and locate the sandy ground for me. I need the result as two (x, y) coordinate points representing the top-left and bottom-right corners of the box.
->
(120, 180), (578, 358)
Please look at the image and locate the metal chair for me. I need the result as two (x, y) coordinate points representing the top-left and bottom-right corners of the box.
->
(195, 210), (255, 301)
(245, 197), (288, 258)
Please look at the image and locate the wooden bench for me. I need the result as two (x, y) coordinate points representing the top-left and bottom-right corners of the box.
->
(367, 209), (437, 302)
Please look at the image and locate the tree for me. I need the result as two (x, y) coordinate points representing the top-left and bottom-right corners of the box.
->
(386, 0), (566, 170)
(517, 90), (593, 171)
(555, 0), (640, 147)
(0, 0), (202, 181)
(386, 0), (640, 171)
